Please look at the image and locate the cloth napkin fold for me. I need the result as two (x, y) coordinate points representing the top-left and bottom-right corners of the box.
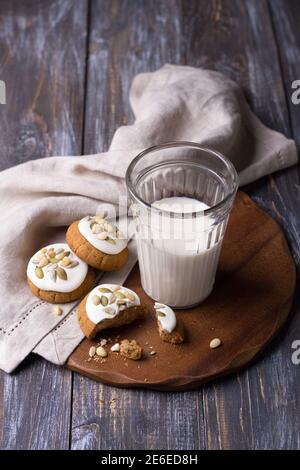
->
(0, 64), (297, 373)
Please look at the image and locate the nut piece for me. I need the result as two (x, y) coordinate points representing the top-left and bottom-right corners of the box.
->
(89, 346), (96, 357)
(111, 343), (120, 352)
(210, 338), (222, 349)
(96, 346), (108, 358)
(53, 306), (63, 316)
(120, 339), (143, 361)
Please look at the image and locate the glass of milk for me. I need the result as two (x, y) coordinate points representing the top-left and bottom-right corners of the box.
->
(126, 142), (238, 308)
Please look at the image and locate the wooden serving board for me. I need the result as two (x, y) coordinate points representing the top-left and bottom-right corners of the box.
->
(66, 192), (296, 391)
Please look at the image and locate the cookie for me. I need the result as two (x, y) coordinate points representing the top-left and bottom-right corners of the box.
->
(154, 302), (184, 344)
(120, 339), (143, 360)
(78, 284), (147, 339)
(66, 215), (128, 271)
(27, 243), (96, 303)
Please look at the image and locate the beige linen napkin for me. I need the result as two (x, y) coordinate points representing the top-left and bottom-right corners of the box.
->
(0, 65), (297, 373)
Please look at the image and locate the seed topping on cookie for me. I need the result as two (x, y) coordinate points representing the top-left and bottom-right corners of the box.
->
(78, 215), (128, 255)
(86, 284), (140, 325)
(27, 243), (88, 293)
(154, 302), (177, 333)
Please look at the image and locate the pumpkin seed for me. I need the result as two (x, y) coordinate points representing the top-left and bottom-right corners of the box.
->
(116, 299), (127, 305)
(47, 263), (58, 271)
(55, 248), (64, 255)
(104, 306), (114, 315)
(97, 231), (108, 240)
(210, 338), (222, 349)
(94, 215), (105, 224)
(99, 287), (112, 294)
(50, 257), (58, 264)
(126, 292), (135, 302)
(49, 270), (57, 282)
(38, 257), (49, 268)
(54, 306), (63, 316)
(61, 256), (70, 266)
(105, 237), (116, 245)
(65, 261), (79, 269)
(111, 343), (120, 352)
(92, 223), (102, 234)
(92, 295), (100, 306)
(115, 291), (126, 299)
(157, 311), (166, 317)
(32, 258), (39, 265)
(56, 267), (67, 280)
(89, 346), (96, 357)
(100, 296), (108, 307)
(109, 294), (116, 304)
(35, 267), (44, 279)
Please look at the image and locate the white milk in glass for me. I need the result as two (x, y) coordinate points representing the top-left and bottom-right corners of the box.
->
(136, 196), (223, 308)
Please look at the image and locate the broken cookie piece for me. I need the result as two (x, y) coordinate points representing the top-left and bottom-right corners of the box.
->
(120, 339), (143, 360)
(78, 284), (147, 339)
(154, 302), (184, 344)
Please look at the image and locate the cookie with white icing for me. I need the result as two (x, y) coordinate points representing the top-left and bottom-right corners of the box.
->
(154, 302), (184, 344)
(66, 215), (128, 271)
(27, 243), (96, 303)
(78, 284), (147, 339)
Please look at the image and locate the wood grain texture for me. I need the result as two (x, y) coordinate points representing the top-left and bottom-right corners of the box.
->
(0, 0), (87, 170)
(71, 0), (207, 451)
(68, 192), (296, 390)
(181, 0), (300, 449)
(0, 0), (299, 450)
(0, 0), (88, 449)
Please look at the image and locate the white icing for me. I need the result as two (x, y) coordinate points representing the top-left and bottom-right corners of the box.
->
(154, 302), (177, 333)
(86, 284), (140, 325)
(78, 216), (127, 255)
(27, 243), (88, 293)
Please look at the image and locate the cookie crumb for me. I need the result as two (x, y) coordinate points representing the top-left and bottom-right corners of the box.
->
(53, 305), (63, 316)
(150, 351), (156, 356)
(96, 346), (108, 358)
(120, 339), (143, 361)
(210, 338), (222, 349)
(111, 343), (120, 352)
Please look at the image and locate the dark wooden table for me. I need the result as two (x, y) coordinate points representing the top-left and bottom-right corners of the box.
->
(0, 0), (299, 450)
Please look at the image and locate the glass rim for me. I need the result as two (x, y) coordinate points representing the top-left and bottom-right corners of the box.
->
(125, 141), (239, 218)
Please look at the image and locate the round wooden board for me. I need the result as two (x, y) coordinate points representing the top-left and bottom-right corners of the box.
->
(66, 192), (296, 391)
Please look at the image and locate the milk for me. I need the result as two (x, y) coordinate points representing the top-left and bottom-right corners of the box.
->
(136, 197), (223, 307)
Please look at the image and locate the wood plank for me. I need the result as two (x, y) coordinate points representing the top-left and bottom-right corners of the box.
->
(0, 0), (88, 449)
(71, 0), (206, 451)
(182, 0), (300, 449)
(0, 0), (87, 170)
